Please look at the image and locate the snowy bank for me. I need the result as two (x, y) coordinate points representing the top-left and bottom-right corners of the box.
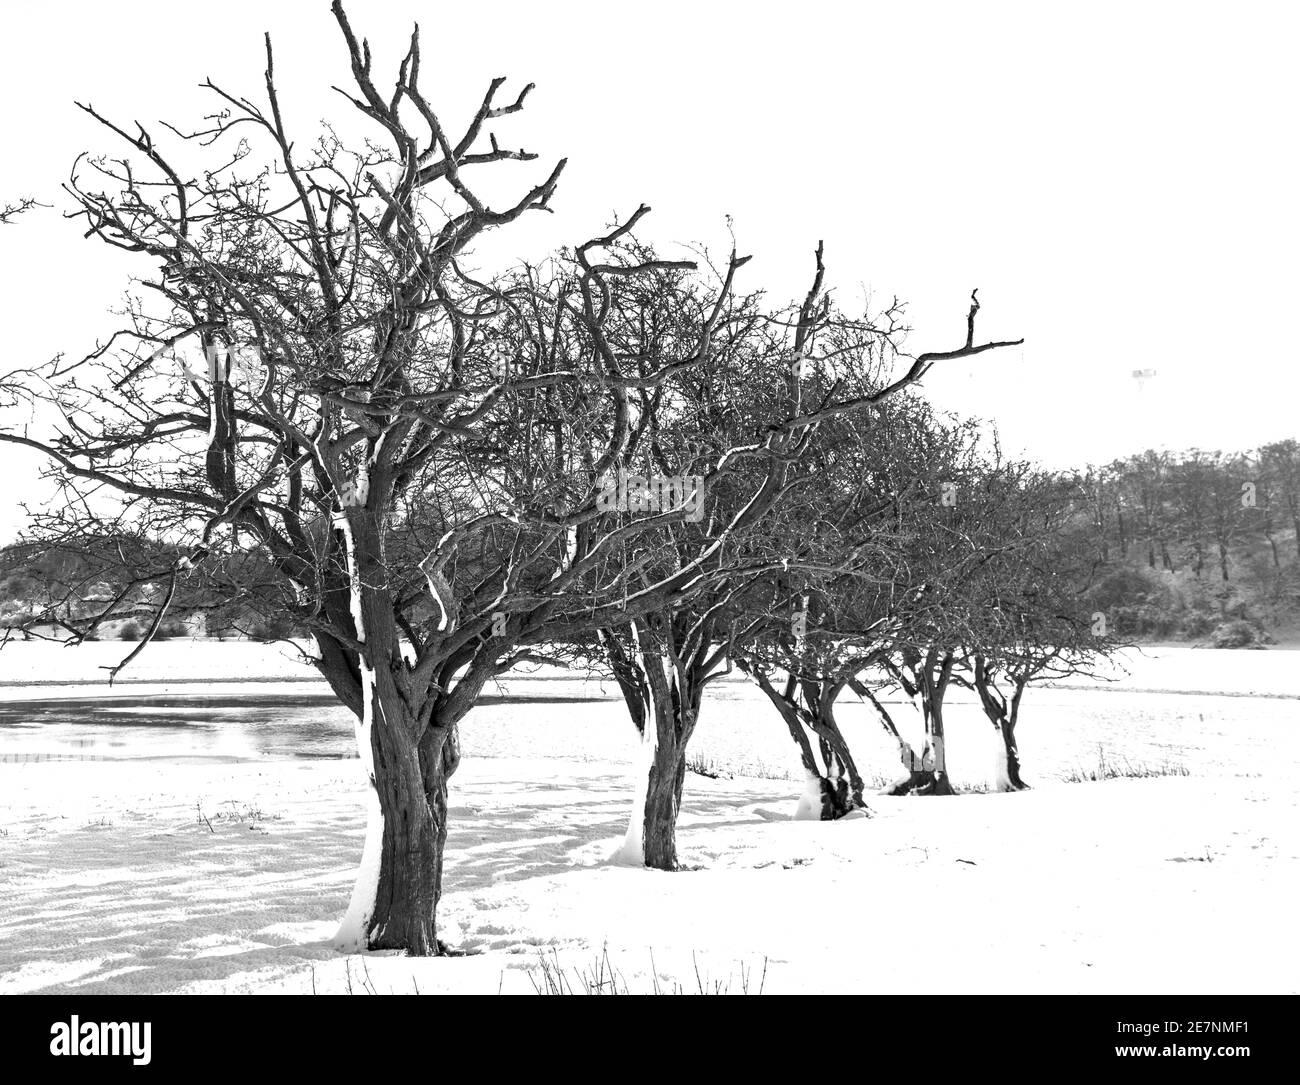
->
(1, 755), (1296, 994)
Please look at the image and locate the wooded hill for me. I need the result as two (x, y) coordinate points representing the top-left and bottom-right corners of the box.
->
(0, 537), (300, 641)
(1076, 440), (1300, 646)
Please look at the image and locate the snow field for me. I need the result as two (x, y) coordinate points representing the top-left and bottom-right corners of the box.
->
(1, 644), (1296, 993)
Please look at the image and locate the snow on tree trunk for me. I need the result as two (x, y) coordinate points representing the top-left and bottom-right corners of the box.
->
(334, 657), (382, 952)
(641, 733), (687, 870)
(860, 662), (954, 796)
(797, 724), (867, 818)
(994, 716), (1029, 791)
(918, 706), (956, 795)
(793, 769), (826, 821)
(852, 679), (929, 796)
(823, 775), (860, 817)
(753, 670), (867, 820)
(806, 700), (868, 818)
(885, 742), (951, 795)
(618, 675), (693, 870)
(336, 684), (457, 954)
(886, 655), (955, 796)
(617, 714), (656, 865)
(974, 663), (1030, 792)
(792, 765), (860, 820)
(333, 509), (453, 956)
(368, 708), (445, 954)
(920, 654), (956, 794)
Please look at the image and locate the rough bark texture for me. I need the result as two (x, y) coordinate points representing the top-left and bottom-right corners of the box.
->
(339, 665), (462, 956)
(640, 657), (698, 870)
(813, 770), (860, 819)
(606, 618), (714, 871)
(366, 698), (446, 954)
(641, 718), (689, 870)
(326, 507), (470, 956)
(913, 703), (955, 796)
(998, 714), (1029, 791)
(806, 697), (868, 816)
(973, 659), (1030, 792)
(420, 725), (460, 911)
(853, 678), (930, 796)
(880, 650), (956, 796)
(753, 669), (867, 819)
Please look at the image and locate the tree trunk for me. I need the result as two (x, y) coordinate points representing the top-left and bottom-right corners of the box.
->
(805, 691), (868, 817)
(810, 773), (858, 819)
(420, 724), (459, 921)
(876, 652), (955, 796)
(613, 629), (700, 871)
(974, 662), (1030, 792)
(641, 723), (688, 870)
(885, 757), (937, 796)
(903, 651), (955, 795)
(805, 737), (864, 817)
(337, 679), (457, 956)
(997, 713), (1029, 791)
(331, 511), (456, 957)
(851, 676), (933, 796)
(609, 616), (731, 869)
(367, 713), (449, 954)
(624, 687), (692, 870)
(915, 685), (956, 796)
(752, 670), (867, 820)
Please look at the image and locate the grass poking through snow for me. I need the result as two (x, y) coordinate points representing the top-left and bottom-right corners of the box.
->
(685, 753), (732, 780)
(1062, 744), (1190, 783)
(525, 943), (768, 995)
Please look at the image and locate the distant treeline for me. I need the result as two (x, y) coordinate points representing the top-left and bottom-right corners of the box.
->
(4, 439), (1299, 648)
(0, 538), (301, 642)
(1075, 439), (1300, 644)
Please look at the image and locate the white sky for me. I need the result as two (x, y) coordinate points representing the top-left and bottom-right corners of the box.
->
(1, 0), (1297, 543)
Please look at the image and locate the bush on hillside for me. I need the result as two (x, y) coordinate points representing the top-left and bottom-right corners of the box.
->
(1208, 620), (1272, 649)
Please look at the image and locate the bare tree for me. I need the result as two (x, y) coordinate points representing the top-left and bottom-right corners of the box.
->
(1122, 450), (1176, 572)
(859, 417), (1007, 796)
(590, 264), (1021, 859)
(732, 394), (950, 818)
(2, 2), (576, 953)
(0, 3), (1021, 946)
(1260, 440), (1300, 561)
(952, 468), (1117, 790)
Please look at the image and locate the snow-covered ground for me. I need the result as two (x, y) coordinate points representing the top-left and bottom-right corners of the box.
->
(1, 643), (1297, 993)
